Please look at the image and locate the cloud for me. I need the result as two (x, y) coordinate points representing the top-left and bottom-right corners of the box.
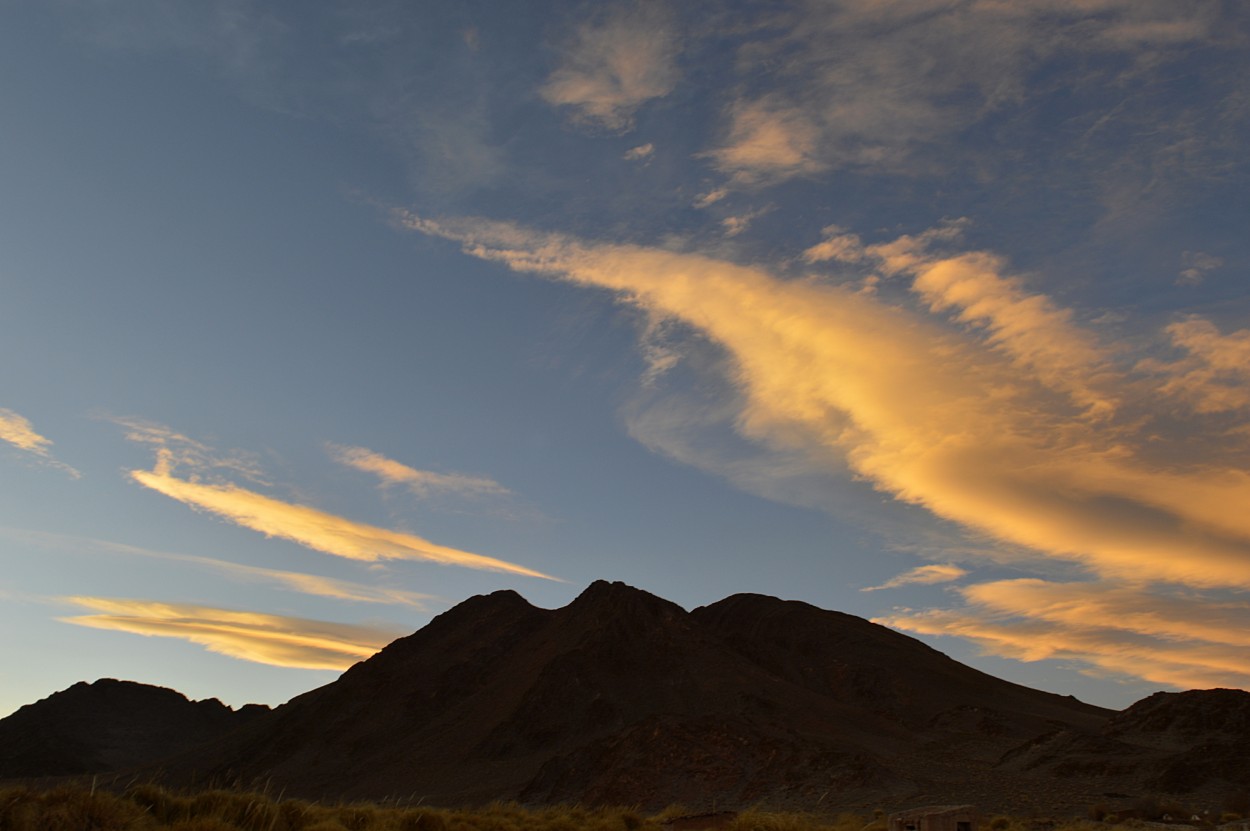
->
(0, 409), (53, 454)
(0, 408), (81, 478)
(61, 597), (400, 670)
(540, 3), (679, 132)
(1137, 317), (1250, 414)
(109, 414), (268, 483)
(704, 1), (1228, 185)
(705, 99), (826, 184)
(327, 444), (508, 499)
(130, 452), (557, 580)
(623, 143), (654, 161)
(397, 212), (1250, 599)
(117, 424), (557, 580)
(879, 579), (1250, 690)
(720, 207), (771, 238)
(862, 564), (968, 592)
(693, 188), (728, 209)
(856, 223), (1121, 418)
(1177, 251), (1223, 286)
(0, 526), (438, 608)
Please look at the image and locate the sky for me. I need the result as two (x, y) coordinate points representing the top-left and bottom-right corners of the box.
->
(2, 0), (1249, 717)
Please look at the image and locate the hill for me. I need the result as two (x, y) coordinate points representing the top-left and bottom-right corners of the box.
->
(0, 678), (268, 778)
(5, 582), (1248, 815)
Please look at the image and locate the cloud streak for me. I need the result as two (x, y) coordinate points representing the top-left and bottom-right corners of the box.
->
(129, 450), (557, 580)
(705, 1), (1230, 186)
(0, 408), (81, 478)
(61, 597), (399, 670)
(862, 564), (968, 592)
(0, 526), (438, 608)
(327, 443), (508, 499)
(879, 579), (1250, 691)
(398, 212), (1250, 601)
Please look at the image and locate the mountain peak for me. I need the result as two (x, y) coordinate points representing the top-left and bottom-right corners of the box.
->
(566, 580), (687, 622)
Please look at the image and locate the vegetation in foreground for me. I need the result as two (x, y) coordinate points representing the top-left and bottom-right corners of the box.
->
(1, 783), (1243, 831)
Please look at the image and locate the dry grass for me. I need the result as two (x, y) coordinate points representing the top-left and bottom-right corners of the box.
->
(0, 784), (1205, 831)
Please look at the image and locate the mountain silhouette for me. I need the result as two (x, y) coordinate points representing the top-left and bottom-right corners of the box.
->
(0, 678), (268, 778)
(3, 582), (1246, 814)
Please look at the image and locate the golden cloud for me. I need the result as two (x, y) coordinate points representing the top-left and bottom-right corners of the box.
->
(60, 597), (401, 670)
(397, 212), (1250, 596)
(878, 579), (1250, 691)
(0, 408), (54, 454)
(327, 443), (508, 498)
(0, 408), (81, 478)
(1138, 316), (1250, 414)
(862, 564), (968, 592)
(130, 451), (556, 580)
(0, 526), (438, 608)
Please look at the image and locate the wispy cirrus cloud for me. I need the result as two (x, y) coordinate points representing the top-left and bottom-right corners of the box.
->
(878, 579), (1250, 690)
(862, 564), (968, 592)
(705, 1), (1232, 187)
(327, 443), (508, 499)
(623, 143), (654, 162)
(130, 450), (556, 580)
(61, 597), (400, 670)
(1177, 251), (1223, 287)
(397, 210), (1250, 687)
(0, 408), (81, 478)
(119, 423), (557, 580)
(0, 527), (438, 608)
(540, 2), (679, 132)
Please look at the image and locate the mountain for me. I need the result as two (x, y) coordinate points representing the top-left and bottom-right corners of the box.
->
(0, 678), (268, 778)
(151, 582), (1111, 811)
(1000, 688), (1250, 800)
(5, 583), (1246, 815)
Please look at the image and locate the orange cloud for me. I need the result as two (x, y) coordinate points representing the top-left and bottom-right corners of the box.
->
(130, 450), (556, 580)
(397, 212), (1250, 596)
(706, 99), (826, 184)
(0, 526), (438, 608)
(327, 443), (508, 498)
(0, 408), (81, 478)
(540, 5), (678, 131)
(61, 597), (399, 670)
(862, 564), (968, 592)
(0, 408), (53, 453)
(878, 579), (1250, 691)
(1138, 316), (1250, 414)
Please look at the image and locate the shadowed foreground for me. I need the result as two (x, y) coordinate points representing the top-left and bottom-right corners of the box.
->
(4, 784), (1244, 831)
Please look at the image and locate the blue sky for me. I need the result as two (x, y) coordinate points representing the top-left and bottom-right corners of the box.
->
(2, 0), (1249, 717)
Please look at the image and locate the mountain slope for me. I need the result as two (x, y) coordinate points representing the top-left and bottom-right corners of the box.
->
(156, 582), (1112, 810)
(10, 583), (1243, 814)
(0, 678), (268, 778)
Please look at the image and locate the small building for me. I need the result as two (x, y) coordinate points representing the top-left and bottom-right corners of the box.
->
(889, 805), (978, 831)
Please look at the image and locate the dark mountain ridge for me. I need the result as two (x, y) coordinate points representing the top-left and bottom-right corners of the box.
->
(3, 582), (1246, 815)
(0, 678), (268, 778)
